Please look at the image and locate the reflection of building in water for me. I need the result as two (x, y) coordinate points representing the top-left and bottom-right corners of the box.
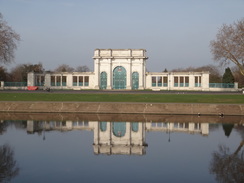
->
(93, 122), (147, 155)
(27, 121), (209, 155)
(147, 122), (209, 136)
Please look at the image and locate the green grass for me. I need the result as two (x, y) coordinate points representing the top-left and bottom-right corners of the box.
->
(0, 93), (243, 104)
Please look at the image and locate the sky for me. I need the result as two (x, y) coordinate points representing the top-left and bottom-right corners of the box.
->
(0, 0), (244, 72)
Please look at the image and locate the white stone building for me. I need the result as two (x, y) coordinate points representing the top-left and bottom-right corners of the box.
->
(26, 49), (237, 91)
(27, 120), (209, 155)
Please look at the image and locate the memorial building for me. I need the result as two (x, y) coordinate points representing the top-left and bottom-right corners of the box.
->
(28, 49), (210, 91)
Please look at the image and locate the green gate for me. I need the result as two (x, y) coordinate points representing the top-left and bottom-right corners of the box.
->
(113, 66), (126, 89)
(132, 72), (139, 90)
(100, 72), (107, 89)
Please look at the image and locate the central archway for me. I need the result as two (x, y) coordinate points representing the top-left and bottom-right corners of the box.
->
(113, 122), (126, 137)
(113, 66), (126, 89)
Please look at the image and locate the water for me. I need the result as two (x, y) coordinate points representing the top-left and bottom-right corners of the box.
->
(0, 113), (243, 183)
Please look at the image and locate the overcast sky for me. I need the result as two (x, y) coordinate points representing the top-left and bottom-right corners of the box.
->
(1, 0), (243, 72)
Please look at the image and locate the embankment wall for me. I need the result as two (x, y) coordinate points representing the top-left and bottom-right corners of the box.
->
(0, 102), (243, 116)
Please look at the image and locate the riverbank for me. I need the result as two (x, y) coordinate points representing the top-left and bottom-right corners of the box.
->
(0, 101), (244, 116)
(0, 91), (244, 103)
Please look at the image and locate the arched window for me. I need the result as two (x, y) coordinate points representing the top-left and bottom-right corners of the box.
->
(113, 122), (126, 137)
(100, 122), (107, 132)
(113, 66), (126, 89)
(132, 122), (139, 132)
(132, 72), (139, 90)
(100, 72), (107, 89)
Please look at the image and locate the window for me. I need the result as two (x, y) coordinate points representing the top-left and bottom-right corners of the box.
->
(73, 76), (77, 86)
(100, 122), (107, 132)
(132, 122), (139, 132)
(51, 76), (55, 86)
(79, 76), (83, 86)
(157, 76), (162, 87)
(35, 75), (44, 86)
(84, 76), (89, 86)
(62, 76), (66, 86)
(195, 76), (201, 87)
(174, 77), (178, 87)
(152, 77), (156, 87)
(56, 76), (61, 86)
(163, 77), (168, 87)
(180, 77), (184, 87)
(185, 77), (189, 87)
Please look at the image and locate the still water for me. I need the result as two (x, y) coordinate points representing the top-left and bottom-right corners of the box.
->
(0, 113), (243, 183)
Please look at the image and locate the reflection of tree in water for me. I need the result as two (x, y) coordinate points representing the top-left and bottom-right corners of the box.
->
(210, 124), (244, 183)
(0, 122), (8, 135)
(0, 144), (19, 182)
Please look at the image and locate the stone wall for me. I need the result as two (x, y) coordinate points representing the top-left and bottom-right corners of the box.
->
(0, 102), (243, 116)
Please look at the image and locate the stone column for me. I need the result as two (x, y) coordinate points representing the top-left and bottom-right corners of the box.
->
(126, 59), (132, 90)
(189, 74), (195, 89)
(66, 74), (72, 88)
(201, 123), (209, 135)
(27, 72), (35, 86)
(107, 59), (112, 89)
(0, 81), (4, 90)
(168, 73), (173, 90)
(234, 82), (238, 90)
(27, 120), (34, 133)
(139, 59), (145, 89)
(44, 73), (51, 87)
(201, 72), (209, 91)
(94, 59), (100, 89)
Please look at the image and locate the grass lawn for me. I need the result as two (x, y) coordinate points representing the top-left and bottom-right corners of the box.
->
(0, 92), (243, 104)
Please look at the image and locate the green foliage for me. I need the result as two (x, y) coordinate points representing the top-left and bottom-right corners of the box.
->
(222, 67), (235, 83)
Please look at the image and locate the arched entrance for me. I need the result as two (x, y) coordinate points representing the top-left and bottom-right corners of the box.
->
(132, 72), (139, 90)
(113, 66), (126, 89)
(100, 72), (107, 89)
(113, 122), (126, 137)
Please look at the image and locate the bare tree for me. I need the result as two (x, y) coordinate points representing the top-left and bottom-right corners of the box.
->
(54, 64), (74, 72)
(0, 66), (8, 81)
(210, 142), (244, 183)
(171, 65), (222, 83)
(232, 65), (244, 87)
(210, 18), (244, 75)
(75, 65), (90, 72)
(0, 13), (20, 64)
(10, 63), (44, 82)
(0, 144), (19, 182)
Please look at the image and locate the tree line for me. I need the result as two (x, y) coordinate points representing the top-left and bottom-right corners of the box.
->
(0, 63), (90, 82)
(167, 64), (240, 85)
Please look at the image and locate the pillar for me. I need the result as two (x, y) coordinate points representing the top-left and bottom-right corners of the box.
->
(189, 74), (195, 89)
(139, 59), (145, 89)
(44, 73), (51, 87)
(234, 82), (238, 90)
(107, 59), (112, 89)
(94, 59), (100, 89)
(0, 81), (4, 90)
(126, 59), (132, 90)
(201, 72), (210, 91)
(27, 72), (35, 86)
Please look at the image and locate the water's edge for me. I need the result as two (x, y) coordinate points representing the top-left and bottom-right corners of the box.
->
(0, 102), (243, 116)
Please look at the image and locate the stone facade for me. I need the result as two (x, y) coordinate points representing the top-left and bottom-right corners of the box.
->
(27, 48), (229, 91)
